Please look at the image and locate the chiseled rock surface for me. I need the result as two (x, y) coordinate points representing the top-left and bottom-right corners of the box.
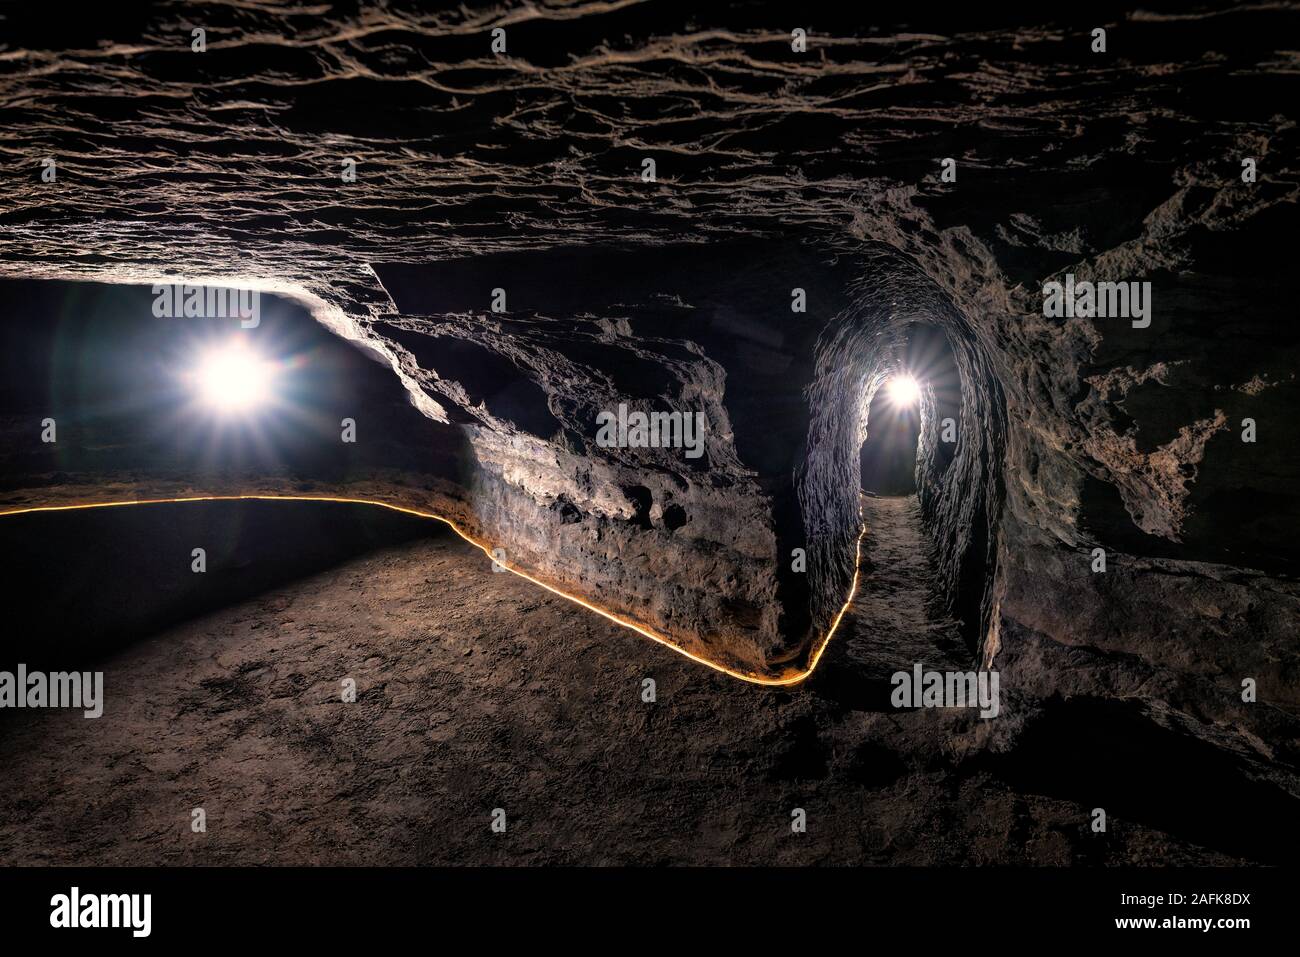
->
(0, 2), (1296, 767)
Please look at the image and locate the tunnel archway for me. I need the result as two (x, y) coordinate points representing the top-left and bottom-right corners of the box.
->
(798, 244), (1007, 672)
(858, 378), (921, 496)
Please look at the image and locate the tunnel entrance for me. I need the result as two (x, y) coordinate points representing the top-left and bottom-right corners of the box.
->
(858, 382), (921, 496)
(814, 308), (1000, 700)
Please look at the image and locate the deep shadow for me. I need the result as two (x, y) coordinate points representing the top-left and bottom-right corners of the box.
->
(807, 663), (899, 715)
(985, 696), (1300, 864)
(0, 499), (447, 674)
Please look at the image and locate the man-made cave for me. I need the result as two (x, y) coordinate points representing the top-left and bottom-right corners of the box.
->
(0, 1), (1296, 869)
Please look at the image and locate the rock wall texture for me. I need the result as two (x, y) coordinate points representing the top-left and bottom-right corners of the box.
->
(0, 0), (1297, 782)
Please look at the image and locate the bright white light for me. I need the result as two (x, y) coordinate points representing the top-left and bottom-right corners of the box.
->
(193, 341), (275, 413)
(886, 374), (921, 408)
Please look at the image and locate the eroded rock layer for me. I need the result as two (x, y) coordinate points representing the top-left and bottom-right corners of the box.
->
(0, 0), (1297, 774)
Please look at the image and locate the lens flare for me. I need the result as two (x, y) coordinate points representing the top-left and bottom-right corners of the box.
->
(192, 341), (276, 413)
(886, 374), (921, 408)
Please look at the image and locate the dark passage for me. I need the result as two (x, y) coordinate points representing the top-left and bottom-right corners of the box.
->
(0, 500), (442, 671)
(859, 387), (920, 495)
(0, 280), (470, 489)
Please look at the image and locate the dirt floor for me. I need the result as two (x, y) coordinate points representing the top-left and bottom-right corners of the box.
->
(0, 499), (1248, 865)
(840, 494), (969, 675)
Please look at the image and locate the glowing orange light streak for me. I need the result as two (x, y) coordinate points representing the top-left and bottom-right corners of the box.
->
(0, 495), (865, 687)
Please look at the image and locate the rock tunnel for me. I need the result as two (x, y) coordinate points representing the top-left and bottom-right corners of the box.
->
(1, 243), (1012, 683)
(0, 0), (1297, 870)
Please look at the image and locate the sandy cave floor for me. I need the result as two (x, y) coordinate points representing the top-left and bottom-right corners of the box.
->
(0, 499), (1247, 866)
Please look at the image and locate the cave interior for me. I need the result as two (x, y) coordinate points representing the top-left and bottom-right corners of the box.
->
(0, 1), (1297, 866)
